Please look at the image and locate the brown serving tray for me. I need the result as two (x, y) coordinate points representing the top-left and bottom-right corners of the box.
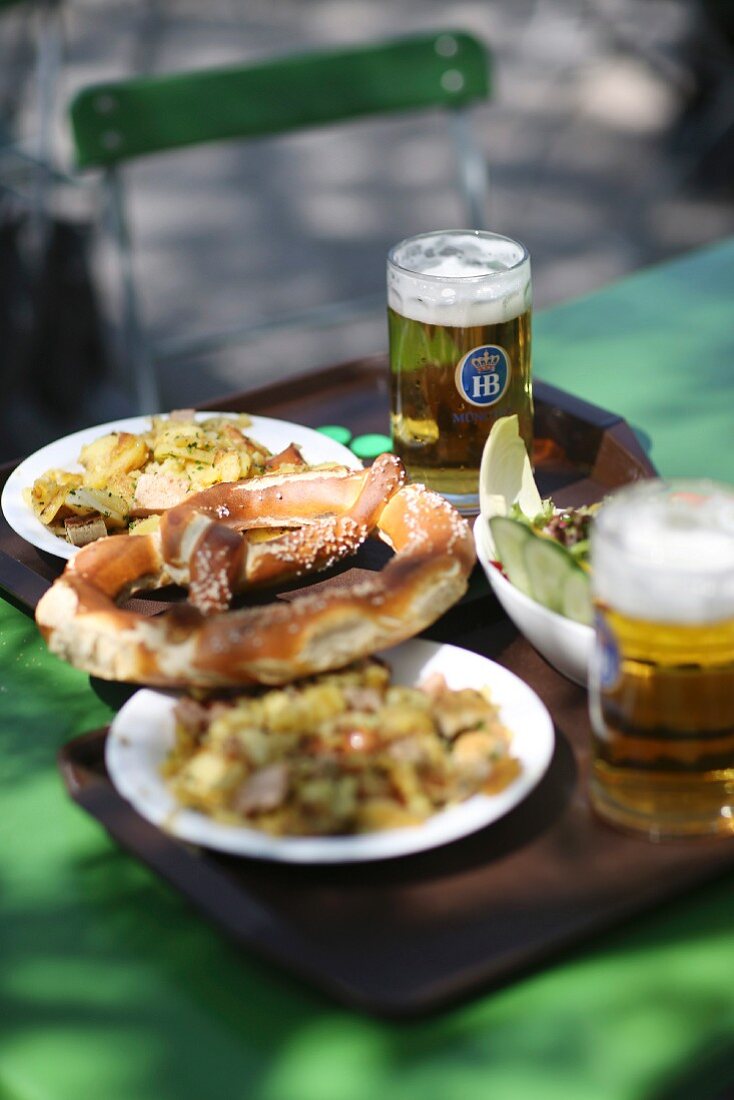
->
(17, 357), (734, 1017)
(58, 630), (734, 1019)
(0, 356), (651, 612)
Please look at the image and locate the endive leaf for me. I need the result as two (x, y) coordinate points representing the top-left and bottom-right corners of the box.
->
(479, 414), (543, 524)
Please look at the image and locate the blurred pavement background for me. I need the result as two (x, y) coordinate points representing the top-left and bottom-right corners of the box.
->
(1, 0), (733, 457)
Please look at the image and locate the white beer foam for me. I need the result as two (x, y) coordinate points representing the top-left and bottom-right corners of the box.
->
(592, 482), (734, 623)
(415, 255), (507, 278)
(388, 234), (531, 327)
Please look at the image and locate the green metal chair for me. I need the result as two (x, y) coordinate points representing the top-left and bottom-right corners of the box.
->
(69, 30), (492, 412)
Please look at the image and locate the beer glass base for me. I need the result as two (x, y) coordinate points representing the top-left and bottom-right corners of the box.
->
(397, 462), (482, 514)
(442, 490), (480, 516)
(590, 764), (734, 840)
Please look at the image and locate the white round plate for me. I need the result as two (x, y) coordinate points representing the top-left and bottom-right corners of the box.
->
(1, 412), (360, 560)
(106, 639), (555, 864)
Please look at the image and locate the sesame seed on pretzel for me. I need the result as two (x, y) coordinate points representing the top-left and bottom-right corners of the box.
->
(35, 454), (475, 687)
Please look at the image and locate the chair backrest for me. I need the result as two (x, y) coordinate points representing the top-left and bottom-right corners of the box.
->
(67, 31), (492, 413)
(70, 31), (490, 168)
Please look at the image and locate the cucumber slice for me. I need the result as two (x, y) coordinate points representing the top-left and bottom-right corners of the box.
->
(489, 516), (534, 596)
(522, 534), (586, 616)
(562, 566), (593, 625)
(492, 516), (594, 625)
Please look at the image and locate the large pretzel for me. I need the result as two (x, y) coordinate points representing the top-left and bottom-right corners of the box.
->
(35, 454), (475, 687)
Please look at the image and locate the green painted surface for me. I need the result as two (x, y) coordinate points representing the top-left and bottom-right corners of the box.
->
(2, 239), (734, 1099)
(535, 237), (734, 482)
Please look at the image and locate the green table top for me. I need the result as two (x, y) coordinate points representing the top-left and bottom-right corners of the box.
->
(2, 239), (734, 1100)
(535, 235), (734, 483)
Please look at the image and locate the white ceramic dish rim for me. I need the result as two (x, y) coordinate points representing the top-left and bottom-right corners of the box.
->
(1, 412), (360, 561)
(105, 639), (555, 864)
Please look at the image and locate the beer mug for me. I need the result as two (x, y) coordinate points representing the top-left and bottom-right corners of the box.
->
(387, 230), (533, 514)
(589, 479), (734, 838)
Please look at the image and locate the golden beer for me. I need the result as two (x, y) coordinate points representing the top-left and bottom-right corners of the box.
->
(388, 231), (533, 512)
(589, 480), (734, 837)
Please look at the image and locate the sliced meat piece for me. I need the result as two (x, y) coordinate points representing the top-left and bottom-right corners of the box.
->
(265, 443), (307, 470)
(131, 471), (190, 514)
(64, 514), (108, 546)
(233, 763), (290, 815)
(342, 686), (383, 712)
(173, 695), (210, 736)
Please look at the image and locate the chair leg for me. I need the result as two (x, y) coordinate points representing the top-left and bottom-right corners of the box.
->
(448, 108), (490, 230)
(106, 167), (161, 413)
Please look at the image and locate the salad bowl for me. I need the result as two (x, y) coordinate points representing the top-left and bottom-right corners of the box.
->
(475, 414), (595, 687)
(474, 515), (593, 686)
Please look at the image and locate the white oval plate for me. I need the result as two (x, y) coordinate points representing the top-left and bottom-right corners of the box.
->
(1, 412), (360, 560)
(106, 639), (555, 864)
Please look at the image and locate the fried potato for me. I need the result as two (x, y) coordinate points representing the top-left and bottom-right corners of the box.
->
(27, 411), (277, 546)
(164, 659), (519, 837)
(128, 514), (161, 537)
(79, 432), (150, 483)
(187, 450), (243, 490)
(24, 470), (83, 525)
(65, 486), (129, 526)
(152, 424), (214, 464)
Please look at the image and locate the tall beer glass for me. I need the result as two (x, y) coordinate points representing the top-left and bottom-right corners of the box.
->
(589, 479), (734, 838)
(387, 230), (533, 514)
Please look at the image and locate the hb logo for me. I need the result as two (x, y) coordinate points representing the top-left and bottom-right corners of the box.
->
(454, 344), (511, 407)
